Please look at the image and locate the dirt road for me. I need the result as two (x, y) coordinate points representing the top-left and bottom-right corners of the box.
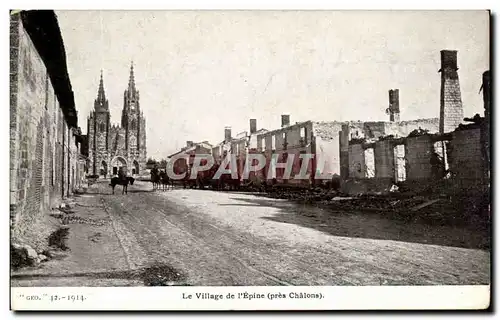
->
(12, 181), (490, 286)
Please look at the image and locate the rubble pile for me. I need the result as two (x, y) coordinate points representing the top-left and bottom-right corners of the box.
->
(264, 187), (340, 203)
(323, 194), (489, 227)
(407, 127), (430, 137)
(11, 242), (53, 269)
(11, 200), (75, 270)
(259, 182), (489, 228)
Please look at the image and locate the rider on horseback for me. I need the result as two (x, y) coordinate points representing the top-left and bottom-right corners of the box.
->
(150, 165), (160, 190)
(151, 164), (159, 177)
(118, 167), (126, 181)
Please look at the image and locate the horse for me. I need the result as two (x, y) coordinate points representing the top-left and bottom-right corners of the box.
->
(159, 170), (174, 191)
(150, 169), (161, 191)
(110, 176), (135, 194)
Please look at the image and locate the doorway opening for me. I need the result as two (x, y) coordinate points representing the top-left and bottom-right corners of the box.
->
(364, 148), (375, 178)
(394, 144), (406, 182)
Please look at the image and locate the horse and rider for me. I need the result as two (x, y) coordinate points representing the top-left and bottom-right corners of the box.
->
(110, 167), (135, 194)
(150, 165), (173, 191)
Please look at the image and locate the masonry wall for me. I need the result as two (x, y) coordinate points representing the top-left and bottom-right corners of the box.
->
(384, 118), (440, 137)
(339, 124), (350, 180)
(404, 135), (434, 181)
(449, 128), (484, 186)
(231, 137), (247, 180)
(256, 122), (314, 185)
(374, 140), (394, 179)
(348, 144), (365, 179)
(10, 14), (79, 241)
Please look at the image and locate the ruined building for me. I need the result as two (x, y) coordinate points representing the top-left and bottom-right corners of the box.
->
(343, 50), (484, 195)
(87, 64), (147, 177)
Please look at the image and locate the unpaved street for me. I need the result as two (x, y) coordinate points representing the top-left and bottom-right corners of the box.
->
(12, 181), (490, 286)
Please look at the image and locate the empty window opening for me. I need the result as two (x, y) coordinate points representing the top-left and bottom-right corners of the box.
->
(300, 127), (308, 144)
(272, 135), (276, 150)
(364, 148), (375, 178)
(394, 144), (406, 182)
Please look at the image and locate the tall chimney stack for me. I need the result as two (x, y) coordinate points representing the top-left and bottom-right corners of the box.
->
(482, 70), (491, 177)
(439, 50), (464, 134)
(388, 89), (400, 122)
(281, 114), (290, 127)
(482, 70), (491, 122)
(249, 119), (257, 134)
(224, 126), (232, 143)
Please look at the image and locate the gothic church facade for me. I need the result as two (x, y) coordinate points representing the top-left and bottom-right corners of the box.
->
(87, 63), (147, 177)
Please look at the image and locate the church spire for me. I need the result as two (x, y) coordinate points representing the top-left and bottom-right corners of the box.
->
(128, 60), (136, 93)
(97, 70), (106, 101)
(95, 70), (109, 111)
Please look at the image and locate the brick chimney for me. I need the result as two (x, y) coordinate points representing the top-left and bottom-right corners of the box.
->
(482, 70), (491, 177)
(439, 50), (464, 133)
(224, 126), (232, 143)
(186, 140), (194, 148)
(388, 89), (400, 122)
(281, 114), (290, 127)
(250, 119), (257, 134)
(482, 70), (491, 122)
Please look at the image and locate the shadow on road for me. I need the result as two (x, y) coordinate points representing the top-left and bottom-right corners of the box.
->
(85, 189), (156, 196)
(11, 262), (189, 286)
(225, 197), (489, 250)
(127, 189), (156, 194)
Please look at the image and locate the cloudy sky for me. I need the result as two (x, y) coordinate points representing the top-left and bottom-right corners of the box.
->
(56, 10), (489, 159)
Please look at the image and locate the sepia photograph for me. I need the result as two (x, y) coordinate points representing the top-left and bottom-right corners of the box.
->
(9, 8), (491, 310)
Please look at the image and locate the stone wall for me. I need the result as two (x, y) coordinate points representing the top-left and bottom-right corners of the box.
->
(374, 140), (394, 179)
(405, 135), (434, 181)
(10, 13), (80, 240)
(449, 127), (484, 186)
(348, 144), (365, 179)
(384, 118), (439, 137)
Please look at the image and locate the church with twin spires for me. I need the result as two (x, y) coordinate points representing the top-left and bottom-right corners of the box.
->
(87, 62), (147, 177)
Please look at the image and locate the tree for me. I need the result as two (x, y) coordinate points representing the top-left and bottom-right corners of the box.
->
(146, 158), (157, 165)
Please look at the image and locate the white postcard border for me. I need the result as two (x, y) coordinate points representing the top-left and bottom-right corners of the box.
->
(11, 285), (490, 311)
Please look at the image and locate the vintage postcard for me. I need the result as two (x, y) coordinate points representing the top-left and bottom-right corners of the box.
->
(9, 9), (490, 311)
